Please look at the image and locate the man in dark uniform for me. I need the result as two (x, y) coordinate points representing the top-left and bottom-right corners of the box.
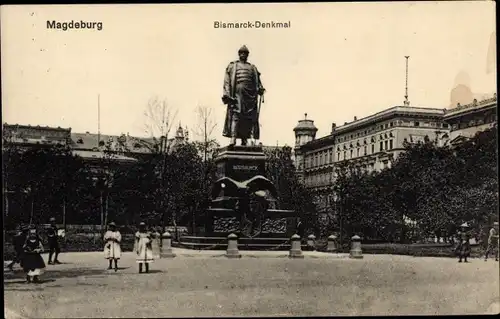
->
(455, 222), (471, 263)
(7, 224), (28, 271)
(47, 217), (61, 264)
(222, 45), (266, 146)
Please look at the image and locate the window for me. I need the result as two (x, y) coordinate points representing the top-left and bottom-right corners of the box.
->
(364, 146), (367, 155)
(380, 141), (383, 151)
(357, 148), (360, 157)
(384, 140), (388, 150)
(415, 121), (420, 127)
(343, 151), (346, 160)
(371, 145), (375, 153)
(350, 150), (353, 158)
(77, 138), (84, 144)
(338, 153), (341, 161)
(390, 122), (394, 127)
(389, 140), (393, 149)
(442, 123), (449, 128)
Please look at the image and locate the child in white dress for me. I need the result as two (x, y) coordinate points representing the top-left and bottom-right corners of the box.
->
(134, 222), (154, 273)
(103, 222), (122, 271)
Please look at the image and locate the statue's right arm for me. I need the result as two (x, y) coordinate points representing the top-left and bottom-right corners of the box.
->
(222, 63), (233, 98)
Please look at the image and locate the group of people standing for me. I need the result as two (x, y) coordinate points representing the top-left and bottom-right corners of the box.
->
(454, 221), (499, 263)
(7, 217), (62, 284)
(7, 218), (163, 283)
(103, 221), (161, 273)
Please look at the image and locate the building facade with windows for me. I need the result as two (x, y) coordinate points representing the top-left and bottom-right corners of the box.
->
(294, 105), (448, 189)
(292, 93), (497, 215)
(442, 94), (497, 145)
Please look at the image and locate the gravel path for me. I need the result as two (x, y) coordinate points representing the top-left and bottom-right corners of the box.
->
(4, 250), (499, 317)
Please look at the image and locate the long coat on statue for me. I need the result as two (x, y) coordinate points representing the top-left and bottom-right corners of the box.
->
(222, 60), (264, 140)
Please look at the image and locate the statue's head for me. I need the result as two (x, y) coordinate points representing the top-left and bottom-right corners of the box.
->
(238, 45), (249, 62)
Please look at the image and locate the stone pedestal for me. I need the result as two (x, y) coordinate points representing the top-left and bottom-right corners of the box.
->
(160, 232), (176, 258)
(225, 233), (242, 258)
(307, 234), (316, 250)
(349, 235), (363, 259)
(214, 145), (267, 184)
(289, 234), (304, 259)
(327, 235), (337, 253)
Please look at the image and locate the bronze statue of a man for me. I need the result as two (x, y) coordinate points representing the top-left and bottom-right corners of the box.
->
(222, 45), (266, 146)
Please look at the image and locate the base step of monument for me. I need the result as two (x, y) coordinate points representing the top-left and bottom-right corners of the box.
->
(178, 236), (305, 251)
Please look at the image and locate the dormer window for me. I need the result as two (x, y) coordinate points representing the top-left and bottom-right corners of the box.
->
(134, 143), (141, 148)
(99, 141), (105, 147)
(77, 138), (84, 144)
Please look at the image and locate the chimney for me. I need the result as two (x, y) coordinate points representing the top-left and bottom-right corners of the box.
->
(354, 116), (357, 121)
(331, 122), (337, 133)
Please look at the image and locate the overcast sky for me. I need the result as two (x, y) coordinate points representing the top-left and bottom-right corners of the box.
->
(1, 2), (496, 147)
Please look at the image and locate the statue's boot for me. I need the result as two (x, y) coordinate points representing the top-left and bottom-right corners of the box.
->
(229, 137), (236, 146)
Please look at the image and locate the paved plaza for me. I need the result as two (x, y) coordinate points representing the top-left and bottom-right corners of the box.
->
(4, 249), (500, 318)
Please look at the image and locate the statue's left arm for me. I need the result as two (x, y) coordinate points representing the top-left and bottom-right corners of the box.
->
(255, 66), (265, 95)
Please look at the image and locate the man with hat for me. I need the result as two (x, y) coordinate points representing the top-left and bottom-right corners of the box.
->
(7, 224), (28, 271)
(46, 217), (61, 265)
(455, 222), (472, 263)
(484, 221), (499, 261)
(222, 45), (266, 146)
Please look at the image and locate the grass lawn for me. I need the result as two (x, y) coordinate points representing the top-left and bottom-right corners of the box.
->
(4, 250), (499, 317)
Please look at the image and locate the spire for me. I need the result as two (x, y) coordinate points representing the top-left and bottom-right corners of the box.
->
(404, 56), (410, 106)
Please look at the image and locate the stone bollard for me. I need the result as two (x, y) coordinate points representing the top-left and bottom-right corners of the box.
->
(160, 232), (176, 258)
(289, 234), (304, 259)
(349, 235), (363, 259)
(327, 235), (337, 253)
(307, 234), (316, 250)
(225, 233), (241, 259)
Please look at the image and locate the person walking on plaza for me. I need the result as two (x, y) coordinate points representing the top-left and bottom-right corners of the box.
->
(47, 217), (61, 265)
(455, 222), (472, 263)
(22, 227), (46, 283)
(151, 226), (161, 260)
(103, 222), (122, 272)
(484, 221), (499, 261)
(134, 222), (154, 273)
(7, 224), (28, 271)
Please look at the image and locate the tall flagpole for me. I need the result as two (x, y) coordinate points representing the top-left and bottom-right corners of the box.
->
(404, 56), (410, 106)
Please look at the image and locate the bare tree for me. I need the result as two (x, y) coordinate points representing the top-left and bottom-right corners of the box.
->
(193, 104), (218, 162)
(142, 97), (179, 230)
(143, 96), (179, 155)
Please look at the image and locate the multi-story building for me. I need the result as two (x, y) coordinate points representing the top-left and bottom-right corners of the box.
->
(294, 106), (448, 188)
(442, 93), (497, 145)
(2, 124), (72, 149)
(292, 93), (497, 214)
(2, 123), (189, 163)
(293, 113), (319, 184)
